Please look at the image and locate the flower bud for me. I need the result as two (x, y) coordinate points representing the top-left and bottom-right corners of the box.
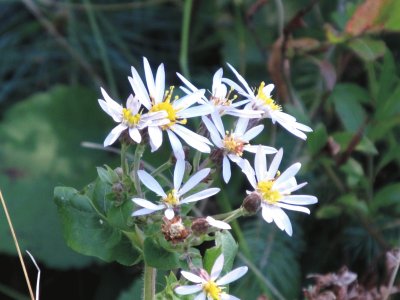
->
(114, 167), (123, 178)
(191, 218), (210, 236)
(242, 192), (262, 214)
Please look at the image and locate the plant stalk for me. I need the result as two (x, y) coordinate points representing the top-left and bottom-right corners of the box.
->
(143, 264), (156, 300)
(133, 144), (146, 197)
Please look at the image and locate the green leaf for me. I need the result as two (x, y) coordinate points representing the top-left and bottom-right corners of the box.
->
(54, 186), (141, 266)
(0, 86), (119, 269)
(339, 158), (365, 188)
(348, 38), (387, 61)
(204, 231), (238, 274)
(143, 238), (183, 270)
(307, 123), (328, 156)
(337, 193), (368, 216)
(316, 205), (342, 219)
(329, 84), (368, 132)
(371, 183), (400, 213)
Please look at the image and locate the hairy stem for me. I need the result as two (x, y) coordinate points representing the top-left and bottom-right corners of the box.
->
(133, 144), (146, 197)
(143, 265), (156, 300)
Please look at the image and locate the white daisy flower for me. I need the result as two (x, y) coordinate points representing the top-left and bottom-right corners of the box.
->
(128, 57), (213, 159)
(175, 254), (248, 300)
(132, 159), (220, 220)
(98, 88), (168, 146)
(222, 63), (313, 140)
(202, 116), (277, 183)
(177, 69), (262, 129)
(244, 146), (318, 236)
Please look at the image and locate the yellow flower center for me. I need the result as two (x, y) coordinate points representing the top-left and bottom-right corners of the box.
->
(163, 189), (179, 206)
(203, 280), (222, 300)
(257, 180), (282, 204)
(122, 108), (141, 127)
(150, 86), (187, 129)
(223, 132), (246, 156)
(256, 82), (281, 111)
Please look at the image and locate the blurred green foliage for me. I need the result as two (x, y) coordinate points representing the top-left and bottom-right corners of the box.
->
(1, 0), (400, 299)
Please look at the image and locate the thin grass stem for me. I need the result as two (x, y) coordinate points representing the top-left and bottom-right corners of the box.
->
(0, 189), (35, 300)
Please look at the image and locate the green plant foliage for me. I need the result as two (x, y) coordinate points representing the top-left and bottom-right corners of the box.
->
(0, 86), (119, 269)
(54, 186), (141, 266)
(233, 220), (304, 299)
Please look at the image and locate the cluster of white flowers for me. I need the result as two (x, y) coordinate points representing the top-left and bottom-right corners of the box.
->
(98, 57), (318, 299)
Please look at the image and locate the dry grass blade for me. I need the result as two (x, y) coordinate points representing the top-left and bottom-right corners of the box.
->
(0, 189), (35, 300)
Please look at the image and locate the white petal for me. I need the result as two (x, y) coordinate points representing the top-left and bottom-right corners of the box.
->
(132, 198), (164, 210)
(255, 146), (267, 182)
(165, 208), (175, 220)
(267, 148), (283, 180)
(262, 84), (275, 98)
(274, 163), (301, 186)
(216, 266), (248, 286)
(206, 216), (231, 230)
(210, 254), (224, 280)
(98, 99), (122, 122)
(104, 124), (127, 146)
(244, 145), (277, 154)
(128, 127), (141, 143)
(194, 292), (206, 300)
(174, 90), (205, 111)
(148, 125), (163, 152)
(143, 57), (156, 98)
(221, 294), (240, 300)
(226, 63), (253, 95)
(261, 205), (273, 223)
(174, 158), (185, 190)
(179, 168), (211, 196)
(280, 195), (318, 205)
(129, 68), (151, 109)
(279, 182), (308, 194)
(178, 105), (214, 118)
(175, 285), (203, 295)
(202, 116), (224, 148)
(234, 117), (249, 136)
(212, 68), (223, 94)
(241, 125), (263, 141)
(177, 72), (199, 93)
(214, 83), (227, 100)
(155, 63), (165, 104)
(167, 129), (185, 160)
(180, 188), (220, 204)
(126, 94), (139, 113)
(210, 111), (225, 137)
(173, 125), (211, 153)
(277, 203), (311, 214)
(221, 78), (249, 97)
(222, 155), (231, 183)
(137, 170), (166, 197)
(271, 206), (293, 236)
(132, 208), (157, 217)
(244, 169), (257, 190)
(181, 271), (206, 284)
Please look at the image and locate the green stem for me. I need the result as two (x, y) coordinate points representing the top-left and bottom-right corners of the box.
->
(121, 142), (129, 175)
(179, 0), (192, 78)
(133, 144), (146, 197)
(192, 151), (202, 172)
(143, 264), (156, 300)
(218, 189), (251, 258)
(151, 160), (172, 177)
